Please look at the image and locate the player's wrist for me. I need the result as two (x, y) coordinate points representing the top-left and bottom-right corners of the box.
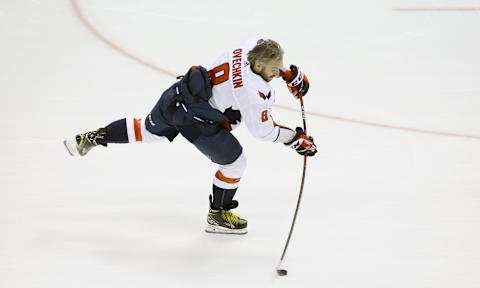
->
(284, 127), (303, 145)
(274, 126), (296, 144)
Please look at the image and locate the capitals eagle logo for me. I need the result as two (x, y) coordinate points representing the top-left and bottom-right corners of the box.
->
(258, 91), (272, 100)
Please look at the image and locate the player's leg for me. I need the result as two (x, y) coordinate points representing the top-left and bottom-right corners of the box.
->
(64, 117), (169, 156)
(179, 127), (248, 234)
(207, 152), (248, 234)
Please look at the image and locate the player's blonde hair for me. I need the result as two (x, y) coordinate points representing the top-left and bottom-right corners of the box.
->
(247, 39), (284, 67)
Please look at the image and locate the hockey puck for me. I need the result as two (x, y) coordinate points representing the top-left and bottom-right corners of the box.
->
(277, 269), (288, 276)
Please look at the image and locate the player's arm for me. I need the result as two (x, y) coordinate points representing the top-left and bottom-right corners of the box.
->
(240, 103), (317, 156)
(243, 105), (316, 154)
(240, 103), (284, 142)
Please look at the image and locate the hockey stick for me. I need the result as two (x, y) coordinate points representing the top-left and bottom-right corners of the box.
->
(276, 96), (308, 276)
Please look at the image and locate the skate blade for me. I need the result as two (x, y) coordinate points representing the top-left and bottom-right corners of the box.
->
(205, 224), (248, 235)
(63, 140), (80, 156)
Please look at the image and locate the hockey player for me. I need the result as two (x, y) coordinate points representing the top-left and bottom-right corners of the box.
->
(64, 38), (317, 235)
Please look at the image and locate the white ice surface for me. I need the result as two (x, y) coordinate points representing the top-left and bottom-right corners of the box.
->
(1, 0), (480, 287)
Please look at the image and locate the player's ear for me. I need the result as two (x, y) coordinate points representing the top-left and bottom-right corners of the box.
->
(253, 62), (263, 73)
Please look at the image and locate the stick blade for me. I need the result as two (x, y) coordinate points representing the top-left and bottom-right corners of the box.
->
(276, 269), (288, 276)
(276, 261), (288, 276)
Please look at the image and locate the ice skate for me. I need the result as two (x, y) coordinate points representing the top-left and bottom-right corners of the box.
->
(205, 196), (248, 235)
(63, 128), (107, 156)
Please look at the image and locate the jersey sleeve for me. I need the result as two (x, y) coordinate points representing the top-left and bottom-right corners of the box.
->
(233, 87), (280, 142)
(242, 103), (280, 141)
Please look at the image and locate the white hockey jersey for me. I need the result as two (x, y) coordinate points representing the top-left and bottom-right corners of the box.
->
(207, 38), (285, 142)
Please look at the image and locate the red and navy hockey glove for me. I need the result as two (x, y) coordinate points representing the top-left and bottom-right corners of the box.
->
(281, 65), (310, 98)
(285, 127), (317, 157)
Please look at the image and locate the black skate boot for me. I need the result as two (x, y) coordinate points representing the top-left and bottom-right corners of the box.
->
(206, 195), (248, 235)
(63, 128), (107, 156)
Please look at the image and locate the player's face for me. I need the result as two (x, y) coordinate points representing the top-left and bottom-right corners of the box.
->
(259, 58), (283, 82)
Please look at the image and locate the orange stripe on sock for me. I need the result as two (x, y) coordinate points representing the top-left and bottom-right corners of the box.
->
(134, 118), (143, 142)
(215, 170), (240, 184)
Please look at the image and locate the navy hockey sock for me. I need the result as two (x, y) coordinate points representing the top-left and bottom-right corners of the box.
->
(211, 185), (237, 210)
(103, 118), (128, 144)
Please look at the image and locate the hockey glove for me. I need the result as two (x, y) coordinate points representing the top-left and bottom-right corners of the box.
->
(285, 127), (317, 157)
(222, 107), (242, 130)
(281, 65), (310, 98)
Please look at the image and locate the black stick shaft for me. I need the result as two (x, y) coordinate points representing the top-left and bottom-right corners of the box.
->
(279, 96), (308, 262)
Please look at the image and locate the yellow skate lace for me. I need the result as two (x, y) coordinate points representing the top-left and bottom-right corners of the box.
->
(222, 210), (239, 228)
(79, 130), (104, 146)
